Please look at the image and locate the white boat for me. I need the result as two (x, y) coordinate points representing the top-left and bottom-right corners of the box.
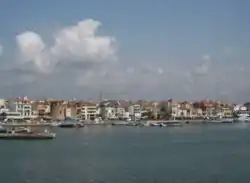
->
(237, 113), (250, 122)
(221, 118), (234, 123)
(50, 122), (61, 127)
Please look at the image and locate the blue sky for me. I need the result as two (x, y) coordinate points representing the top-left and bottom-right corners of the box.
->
(0, 0), (250, 102)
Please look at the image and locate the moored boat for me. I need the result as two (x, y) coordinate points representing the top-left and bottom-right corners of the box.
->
(0, 128), (56, 140)
(59, 123), (75, 128)
(59, 122), (84, 128)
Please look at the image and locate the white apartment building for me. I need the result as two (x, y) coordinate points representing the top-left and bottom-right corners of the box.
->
(128, 104), (141, 120)
(98, 100), (120, 120)
(10, 96), (34, 119)
(117, 107), (125, 118)
(81, 103), (97, 120)
(0, 106), (23, 120)
(170, 103), (180, 118)
(105, 106), (118, 119)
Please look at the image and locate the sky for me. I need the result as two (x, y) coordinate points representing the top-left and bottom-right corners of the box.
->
(0, 0), (250, 102)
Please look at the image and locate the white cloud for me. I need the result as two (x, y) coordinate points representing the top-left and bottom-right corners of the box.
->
(1, 20), (249, 101)
(16, 32), (45, 62)
(16, 32), (53, 73)
(16, 19), (117, 73)
(51, 19), (116, 61)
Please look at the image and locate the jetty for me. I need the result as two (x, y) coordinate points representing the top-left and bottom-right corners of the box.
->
(0, 126), (56, 140)
(0, 132), (56, 140)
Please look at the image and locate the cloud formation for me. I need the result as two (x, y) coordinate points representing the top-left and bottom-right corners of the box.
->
(16, 19), (117, 73)
(0, 19), (249, 102)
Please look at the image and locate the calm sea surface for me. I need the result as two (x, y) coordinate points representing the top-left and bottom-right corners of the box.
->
(1, 123), (250, 183)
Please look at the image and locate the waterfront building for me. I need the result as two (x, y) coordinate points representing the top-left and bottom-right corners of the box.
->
(65, 101), (78, 119)
(244, 102), (250, 112)
(81, 102), (97, 120)
(0, 105), (22, 120)
(233, 104), (248, 117)
(205, 107), (217, 118)
(32, 100), (51, 119)
(0, 98), (7, 107)
(128, 104), (141, 120)
(50, 100), (66, 120)
(221, 107), (233, 118)
(170, 102), (180, 119)
(98, 100), (120, 120)
(117, 107), (126, 118)
(191, 108), (200, 118)
(7, 96), (35, 119)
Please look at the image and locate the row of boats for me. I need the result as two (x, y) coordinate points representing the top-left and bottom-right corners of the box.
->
(1, 114), (249, 140)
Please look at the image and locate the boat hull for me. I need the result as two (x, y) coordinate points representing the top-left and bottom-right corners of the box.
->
(59, 123), (84, 128)
(0, 133), (56, 140)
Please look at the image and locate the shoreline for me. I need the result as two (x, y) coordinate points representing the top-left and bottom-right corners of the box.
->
(0, 118), (239, 127)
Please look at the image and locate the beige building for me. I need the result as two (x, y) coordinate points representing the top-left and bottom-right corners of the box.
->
(0, 99), (7, 107)
(65, 101), (78, 118)
(50, 101), (66, 120)
(81, 102), (97, 120)
(33, 100), (51, 119)
(117, 107), (126, 117)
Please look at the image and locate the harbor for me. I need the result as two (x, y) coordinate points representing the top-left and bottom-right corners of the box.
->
(1, 1), (249, 182)
(0, 96), (249, 140)
(0, 118), (245, 140)
(0, 97), (249, 128)
(0, 118), (248, 141)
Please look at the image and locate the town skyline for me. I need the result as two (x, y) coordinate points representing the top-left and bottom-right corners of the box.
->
(0, 96), (249, 122)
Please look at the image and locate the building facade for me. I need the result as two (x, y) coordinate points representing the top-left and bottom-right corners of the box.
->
(81, 102), (97, 120)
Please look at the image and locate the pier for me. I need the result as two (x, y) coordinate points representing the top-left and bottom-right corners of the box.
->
(0, 133), (56, 140)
